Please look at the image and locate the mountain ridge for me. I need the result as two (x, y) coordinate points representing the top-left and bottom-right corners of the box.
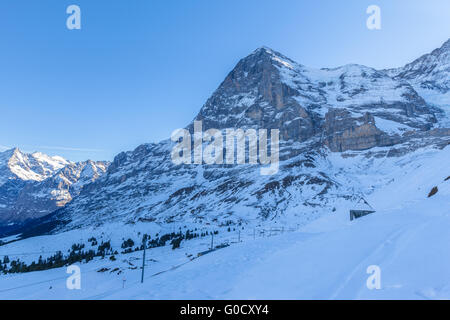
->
(0, 148), (69, 186)
(1, 38), (449, 235)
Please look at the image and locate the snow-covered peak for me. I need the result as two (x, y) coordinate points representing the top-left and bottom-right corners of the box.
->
(251, 46), (285, 57)
(251, 46), (273, 54)
(383, 38), (450, 125)
(0, 148), (69, 186)
(31, 151), (70, 169)
(247, 46), (303, 71)
(192, 44), (440, 150)
(385, 38), (450, 93)
(441, 38), (450, 50)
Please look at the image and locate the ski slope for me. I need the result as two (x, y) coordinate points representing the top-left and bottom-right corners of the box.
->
(0, 192), (448, 299)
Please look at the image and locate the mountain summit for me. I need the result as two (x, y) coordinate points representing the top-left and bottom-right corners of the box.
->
(32, 41), (450, 233)
(0, 148), (68, 186)
(193, 44), (442, 152)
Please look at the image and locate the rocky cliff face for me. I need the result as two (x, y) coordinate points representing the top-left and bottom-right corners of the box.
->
(191, 47), (321, 143)
(44, 40), (449, 232)
(192, 47), (440, 152)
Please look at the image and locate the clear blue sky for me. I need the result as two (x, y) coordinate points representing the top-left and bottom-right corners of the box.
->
(0, 0), (449, 161)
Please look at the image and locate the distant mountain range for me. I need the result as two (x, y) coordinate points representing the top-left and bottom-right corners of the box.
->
(1, 38), (449, 237)
(0, 148), (108, 228)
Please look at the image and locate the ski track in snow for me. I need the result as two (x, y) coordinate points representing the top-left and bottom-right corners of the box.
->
(0, 199), (449, 299)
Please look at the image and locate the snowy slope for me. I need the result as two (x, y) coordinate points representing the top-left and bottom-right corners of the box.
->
(0, 181), (448, 299)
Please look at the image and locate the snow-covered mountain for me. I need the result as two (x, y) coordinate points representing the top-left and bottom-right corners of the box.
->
(0, 149), (109, 225)
(194, 46), (447, 153)
(0, 148), (68, 186)
(385, 38), (450, 124)
(38, 39), (450, 233)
